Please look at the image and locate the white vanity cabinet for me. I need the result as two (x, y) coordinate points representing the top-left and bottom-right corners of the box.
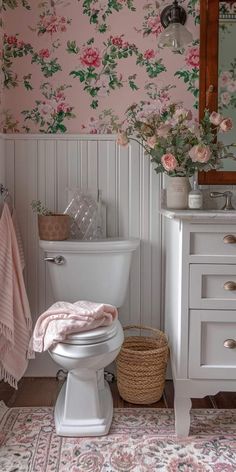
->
(162, 210), (236, 437)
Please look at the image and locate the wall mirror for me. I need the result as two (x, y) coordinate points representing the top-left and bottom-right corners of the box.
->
(199, 0), (236, 185)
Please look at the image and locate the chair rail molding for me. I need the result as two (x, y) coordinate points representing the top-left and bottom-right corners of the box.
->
(3, 133), (117, 140)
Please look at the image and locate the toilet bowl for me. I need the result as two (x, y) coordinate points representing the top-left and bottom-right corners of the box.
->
(40, 238), (139, 436)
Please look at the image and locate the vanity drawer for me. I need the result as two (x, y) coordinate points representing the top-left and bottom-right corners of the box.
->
(190, 264), (236, 309)
(189, 310), (236, 379)
(189, 227), (236, 258)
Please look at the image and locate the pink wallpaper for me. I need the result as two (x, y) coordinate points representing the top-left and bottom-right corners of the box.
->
(1, 0), (200, 134)
(0, 5), (4, 119)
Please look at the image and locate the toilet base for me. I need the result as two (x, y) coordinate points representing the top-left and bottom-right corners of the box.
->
(54, 380), (113, 437)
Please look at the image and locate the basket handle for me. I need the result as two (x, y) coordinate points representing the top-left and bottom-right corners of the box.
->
(123, 324), (165, 338)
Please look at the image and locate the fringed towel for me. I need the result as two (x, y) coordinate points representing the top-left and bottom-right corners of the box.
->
(0, 204), (32, 388)
(30, 300), (118, 353)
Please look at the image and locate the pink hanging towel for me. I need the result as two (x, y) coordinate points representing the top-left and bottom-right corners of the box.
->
(30, 300), (118, 353)
(0, 204), (32, 388)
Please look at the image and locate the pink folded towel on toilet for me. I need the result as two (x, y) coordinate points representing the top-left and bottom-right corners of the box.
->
(30, 300), (118, 353)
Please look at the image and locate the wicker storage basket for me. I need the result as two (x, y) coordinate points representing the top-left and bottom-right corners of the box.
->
(116, 325), (169, 404)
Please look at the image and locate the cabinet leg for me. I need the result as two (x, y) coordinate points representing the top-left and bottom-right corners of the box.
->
(174, 396), (191, 437)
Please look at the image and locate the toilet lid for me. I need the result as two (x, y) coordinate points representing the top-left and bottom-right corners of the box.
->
(62, 320), (119, 345)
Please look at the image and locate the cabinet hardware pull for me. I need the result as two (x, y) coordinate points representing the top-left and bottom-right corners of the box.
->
(223, 234), (236, 244)
(44, 256), (65, 265)
(224, 339), (236, 349)
(223, 281), (236, 291)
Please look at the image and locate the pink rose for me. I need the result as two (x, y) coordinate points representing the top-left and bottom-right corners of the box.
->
(220, 117), (233, 132)
(174, 108), (192, 121)
(80, 47), (101, 68)
(46, 17), (58, 34)
(7, 35), (18, 45)
(146, 15), (163, 36)
(57, 102), (69, 113)
(209, 111), (222, 126)
(18, 40), (25, 48)
(227, 81), (236, 92)
(122, 41), (129, 49)
(159, 90), (171, 107)
(144, 49), (155, 60)
(117, 132), (129, 146)
(220, 71), (231, 86)
(39, 48), (50, 59)
(56, 91), (66, 102)
(221, 92), (230, 106)
(111, 36), (123, 47)
(42, 15), (69, 34)
(38, 102), (54, 117)
(185, 46), (199, 68)
(147, 135), (157, 148)
(161, 153), (177, 171)
(189, 144), (211, 163)
(156, 124), (171, 138)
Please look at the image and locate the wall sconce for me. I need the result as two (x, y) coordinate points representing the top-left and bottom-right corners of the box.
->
(158, 0), (193, 51)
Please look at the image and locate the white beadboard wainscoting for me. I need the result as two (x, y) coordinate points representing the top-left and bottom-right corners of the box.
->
(0, 136), (5, 184)
(2, 134), (163, 376)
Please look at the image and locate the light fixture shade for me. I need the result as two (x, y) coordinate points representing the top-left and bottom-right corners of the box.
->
(157, 22), (193, 51)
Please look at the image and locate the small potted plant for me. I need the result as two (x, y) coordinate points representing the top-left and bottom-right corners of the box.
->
(31, 200), (71, 241)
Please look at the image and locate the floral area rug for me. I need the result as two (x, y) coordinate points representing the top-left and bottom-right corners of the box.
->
(0, 402), (236, 472)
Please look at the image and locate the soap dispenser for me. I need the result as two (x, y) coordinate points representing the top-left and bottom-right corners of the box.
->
(188, 181), (203, 209)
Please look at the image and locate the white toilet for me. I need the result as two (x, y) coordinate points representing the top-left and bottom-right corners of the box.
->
(40, 238), (139, 437)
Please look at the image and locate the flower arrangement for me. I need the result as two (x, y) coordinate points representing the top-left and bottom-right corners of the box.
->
(117, 100), (235, 177)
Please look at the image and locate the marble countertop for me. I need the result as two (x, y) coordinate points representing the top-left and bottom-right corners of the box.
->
(161, 208), (236, 221)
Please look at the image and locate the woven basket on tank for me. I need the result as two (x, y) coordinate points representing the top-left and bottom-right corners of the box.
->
(116, 325), (169, 404)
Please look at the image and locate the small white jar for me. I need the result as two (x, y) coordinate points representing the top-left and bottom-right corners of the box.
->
(188, 182), (203, 209)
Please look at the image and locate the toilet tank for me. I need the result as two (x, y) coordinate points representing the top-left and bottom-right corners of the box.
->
(40, 238), (139, 307)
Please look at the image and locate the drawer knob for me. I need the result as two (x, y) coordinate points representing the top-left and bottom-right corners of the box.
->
(223, 234), (236, 244)
(224, 339), (236, 349)
(223, 281), (236, 291)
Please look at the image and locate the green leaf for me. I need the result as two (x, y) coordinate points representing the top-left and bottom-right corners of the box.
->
(87, 38), (95, 45)
(66, 40), (79, 54)
(98, 24), (107, 33)
(91, 99), (98, 109)
(70, 70), (86, 82)
(56, 123), (67, 133)
(129, 80), (138, 91)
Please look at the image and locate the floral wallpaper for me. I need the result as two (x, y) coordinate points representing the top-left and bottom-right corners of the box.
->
(0, 5), (4, 121)
(0, 0), (200, 134)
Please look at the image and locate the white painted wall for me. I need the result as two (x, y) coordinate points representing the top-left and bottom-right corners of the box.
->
(3, 134), (163, 376)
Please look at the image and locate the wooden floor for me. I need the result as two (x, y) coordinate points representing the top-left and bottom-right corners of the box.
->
(1, 377), (236, 409)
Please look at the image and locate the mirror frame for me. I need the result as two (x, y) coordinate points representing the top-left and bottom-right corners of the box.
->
(198, 0), (236, 185)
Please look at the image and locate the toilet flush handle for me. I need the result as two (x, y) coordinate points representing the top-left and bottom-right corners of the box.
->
(44, 256), (66, 265)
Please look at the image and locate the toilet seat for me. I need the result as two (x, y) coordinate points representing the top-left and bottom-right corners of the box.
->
(62, 320), (119, 345)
